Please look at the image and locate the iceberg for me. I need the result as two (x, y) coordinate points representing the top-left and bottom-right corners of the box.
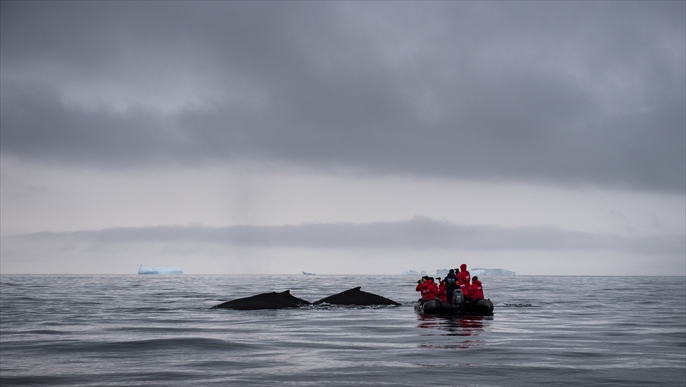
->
(138, 264), (183, 275)
(437, 268), (515, 276)
(470, 268), (516, 276)
(402, 270), (427, 276)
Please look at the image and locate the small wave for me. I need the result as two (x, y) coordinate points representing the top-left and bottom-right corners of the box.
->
(21, 329), (66, 335)
(1, 375), (74, 386)
(98, 337), (248, 352)
(20, 337), (255, 355)
(496, 303), (536, 307)
(303, 304), (400, 310)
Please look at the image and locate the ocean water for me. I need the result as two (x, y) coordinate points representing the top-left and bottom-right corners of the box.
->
(1, 275), (684, 387)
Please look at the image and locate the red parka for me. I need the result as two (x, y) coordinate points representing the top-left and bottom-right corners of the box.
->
(436, 282), (447, 302)
(459, 282), (470, 299)
(457, 263), (471, 285)
(418, 280), (439, 301)
(469, 280), (484, 299)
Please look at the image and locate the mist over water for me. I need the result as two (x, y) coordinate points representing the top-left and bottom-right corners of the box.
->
(1, 275), (684, 386)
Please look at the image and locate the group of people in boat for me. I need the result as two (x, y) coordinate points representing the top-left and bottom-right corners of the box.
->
(415, 263), (484, 304)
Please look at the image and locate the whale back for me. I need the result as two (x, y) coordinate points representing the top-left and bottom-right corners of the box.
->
(212, 290), (309, 310)
(314, 287), (400, 306)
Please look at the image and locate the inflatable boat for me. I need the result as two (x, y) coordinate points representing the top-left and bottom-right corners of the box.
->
(414, 298), (494, 316)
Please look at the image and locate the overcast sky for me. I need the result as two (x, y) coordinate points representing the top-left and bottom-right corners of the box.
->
(1, 1), (684, 275)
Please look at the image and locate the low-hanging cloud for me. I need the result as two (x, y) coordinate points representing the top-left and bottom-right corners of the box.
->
(1, 1), (684, 192)
(15, 217), (685, 256)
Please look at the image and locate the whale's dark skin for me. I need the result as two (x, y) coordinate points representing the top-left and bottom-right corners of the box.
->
(211, 290), (311, 310)
(211, 287), (400, 310)
(270, 290), (311, 306)
(314, 287), (400, 306)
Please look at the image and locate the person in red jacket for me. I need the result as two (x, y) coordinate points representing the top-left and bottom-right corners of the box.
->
(457, 263), (471, 286)
(418, 277), (438, 301)
(459, 280), (471, 301)
(436, 279), (447, 302)
(415, 277), (426, 293)
(469, 276), (485, 299)
(415, 276), (427, 301)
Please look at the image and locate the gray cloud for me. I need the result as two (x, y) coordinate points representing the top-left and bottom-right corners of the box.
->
(1, 2), (684, 191)
(16, 217), (685, 256)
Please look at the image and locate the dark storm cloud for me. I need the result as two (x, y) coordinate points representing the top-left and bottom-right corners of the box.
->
(18, 217), (685, 256)
(1, 1), (684, 191)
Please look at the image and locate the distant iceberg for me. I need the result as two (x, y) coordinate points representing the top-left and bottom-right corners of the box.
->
(437, 268), (515, 276)
(302, 271), (317, 275)
(138, 265), (183, 275)
(402, 270), (427, 276)
(470, 268), (516, 276)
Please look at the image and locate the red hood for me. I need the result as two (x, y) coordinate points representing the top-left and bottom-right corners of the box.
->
(460, 264), (467, 271)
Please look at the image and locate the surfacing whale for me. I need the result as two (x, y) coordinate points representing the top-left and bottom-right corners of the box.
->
(314, 287), (400, 306)
(211, 290), (311, 310)
(212, 287), (400, 310)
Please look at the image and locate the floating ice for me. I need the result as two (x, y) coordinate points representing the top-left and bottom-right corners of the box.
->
(470, 268), (516, 276)
(138, 264), (183, 275)
(402, 270), (426, 276)
(436, 268), (516, 276)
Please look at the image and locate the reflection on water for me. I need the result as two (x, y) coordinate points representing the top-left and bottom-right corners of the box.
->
(417, 315), (490, 349)
(417, 315), (486, 335)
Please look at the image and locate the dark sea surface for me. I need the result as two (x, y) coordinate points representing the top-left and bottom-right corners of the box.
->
(1, 275), (684, 387)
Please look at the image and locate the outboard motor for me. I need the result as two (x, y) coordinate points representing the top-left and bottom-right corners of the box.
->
(453, 288), (464, 305)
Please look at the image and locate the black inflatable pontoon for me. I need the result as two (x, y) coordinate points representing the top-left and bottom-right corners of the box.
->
(414, 298), (494, 316)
